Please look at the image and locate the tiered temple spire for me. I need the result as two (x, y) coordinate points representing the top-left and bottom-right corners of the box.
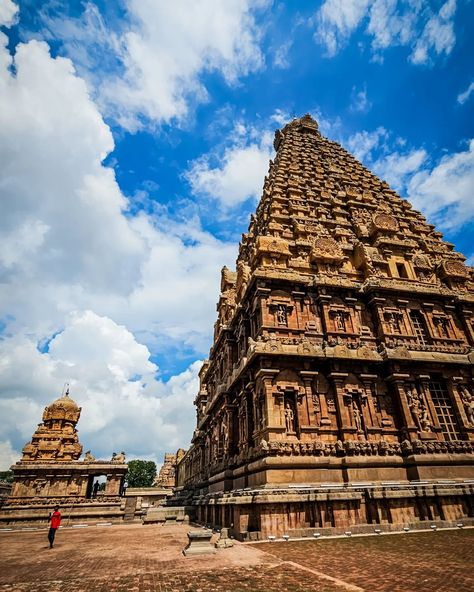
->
(175, 114), (474, 539)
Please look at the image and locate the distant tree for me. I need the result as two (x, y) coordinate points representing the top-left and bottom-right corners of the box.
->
(0, 471), (13, 483)
(126, 460), (157, 488)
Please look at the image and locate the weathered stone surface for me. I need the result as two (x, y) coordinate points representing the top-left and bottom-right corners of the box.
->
(0, 389), (127, 525)
(215, 527), (234, 548)
(173, 114), (474, 539)
(183, 529), (216, 555)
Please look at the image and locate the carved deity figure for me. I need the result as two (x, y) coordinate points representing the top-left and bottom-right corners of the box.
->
(406, 386), (430, 432)
(239, 408), (248, 446)
(222, 423), (229, 454)
(276, 304), (288, 326)
(333, 311), (346, 332)
(436, 317), (450, 338)
(353, 403), (363, 433)
(420, 407), (432, 432)
(460, 386), (474, 426)
(284, 401), (295, 433)
(84, 450), (95, 462)
(387, 312), (401, 334)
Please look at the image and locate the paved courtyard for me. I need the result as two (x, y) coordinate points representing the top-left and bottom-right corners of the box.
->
(0, 523), (472, 592)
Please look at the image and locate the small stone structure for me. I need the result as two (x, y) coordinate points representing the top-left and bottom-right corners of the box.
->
(183, 529), (216, 556)
(0, 389), (128, 526)
(215, 527), (234, 548)
(142, 505), (191, 524)
(153, 449), (186, 488)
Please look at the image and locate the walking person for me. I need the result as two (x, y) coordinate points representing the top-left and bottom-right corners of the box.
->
(48, 506), (61, 549)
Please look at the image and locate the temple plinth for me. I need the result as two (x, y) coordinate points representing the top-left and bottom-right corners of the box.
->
(174, 114), (474, 539)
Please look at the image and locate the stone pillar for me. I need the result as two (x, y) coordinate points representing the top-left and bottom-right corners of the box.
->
(300, 371), (319, 428)
(328, 372), (350, 439)
(256, 368), (280, 438)
(450, 378), (474, 440)
(418, 375), (442, 441)
(360, 374), (380, 433)
(387, 373), (418, 441)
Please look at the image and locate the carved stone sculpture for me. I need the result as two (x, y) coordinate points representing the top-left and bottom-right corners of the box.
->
(284, 402), (295, 433)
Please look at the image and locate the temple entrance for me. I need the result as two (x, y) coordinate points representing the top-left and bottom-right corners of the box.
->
(86, 474), (107, 499)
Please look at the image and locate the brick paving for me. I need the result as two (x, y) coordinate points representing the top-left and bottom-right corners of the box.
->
(257, 529), (474, 592)
(0, 524), (472, 592)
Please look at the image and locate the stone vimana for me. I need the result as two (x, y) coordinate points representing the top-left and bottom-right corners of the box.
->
(172, 114), (474, 539)
(1, 388), (128, 524)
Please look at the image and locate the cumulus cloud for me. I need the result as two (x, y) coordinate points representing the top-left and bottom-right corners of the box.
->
(0, 0), (18, 26)
(407, 139), (474, 231)
(186, 122), (274, 208)
(346, 127), (388, 161)
(41, 0), (269, 130)
(0, 311), (200, 469)
(313, 0), (458, 65)
(0, 25), (236, 468)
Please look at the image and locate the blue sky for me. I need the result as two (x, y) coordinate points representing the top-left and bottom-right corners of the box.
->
(0, 0), (473, 468)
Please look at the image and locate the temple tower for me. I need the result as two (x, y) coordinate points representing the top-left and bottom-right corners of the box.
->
(175, 114), (474, 539)
(20, 389), (83, 462)
(1, 389), (128, 526)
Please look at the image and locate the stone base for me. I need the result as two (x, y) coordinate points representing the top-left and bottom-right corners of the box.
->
(183, 529), (216, 555)
(0, 499), (125, 527)
(143, 505), (192, 524)
(189, 480), (474, 540)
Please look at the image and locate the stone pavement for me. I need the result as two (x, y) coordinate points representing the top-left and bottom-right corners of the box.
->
(0, 523), (472, 591)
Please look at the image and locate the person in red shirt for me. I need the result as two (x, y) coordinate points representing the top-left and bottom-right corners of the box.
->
(48, 506), (61, 548)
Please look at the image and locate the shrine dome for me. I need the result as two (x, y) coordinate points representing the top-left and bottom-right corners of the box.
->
(43, 389), (81, 422)
(50, 391), (79, 411)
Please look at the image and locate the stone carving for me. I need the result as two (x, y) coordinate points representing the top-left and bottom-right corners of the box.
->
(440, 259), (469, 279)
(172, 113), (474, 540)
(276, 304), (288, 325)
(83, 450), (95, 462)
(284, 402), (295, 433)
(372, 213), (398, 232)
(459, 386), (474, 426)
(353, 403), (363, 433)
(112, 451), (126, 463)
(6, 390), (128, 516)
(311, 237), (343, 262)
(405, 386), (431, 432)
(21, 391), (83, 462)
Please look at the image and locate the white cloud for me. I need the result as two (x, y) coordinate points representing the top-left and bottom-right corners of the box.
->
(457, 81), (474, 105)
(373, 148), (428, 191)
(366, 0), (417, 52)
(350, 84), (371, 113)
(410, 0), (456, 65)
(314, 0), (458, 65)
(0, 311), (200, 469)
(0, 28), (237, 468)
(314, 0), (370, 57)
(407, 139), (474, 231)
(186, 123), (274, 208)
(273, 40), (292, 69)
(345, 124), (474, 232)
(0, 0), (17, 26)
(0, 441), (18, 471)
(43, 0), (269, 130)
(346, 127), (388, 161)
